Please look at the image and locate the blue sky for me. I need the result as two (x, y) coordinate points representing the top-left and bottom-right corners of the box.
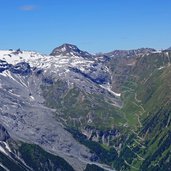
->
(0, 0), (171, 54)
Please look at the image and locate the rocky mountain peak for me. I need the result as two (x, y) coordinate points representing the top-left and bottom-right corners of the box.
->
(50, 43), (92, 58)
(11, 48), (23, 55)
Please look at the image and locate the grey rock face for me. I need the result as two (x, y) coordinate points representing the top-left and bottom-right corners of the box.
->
(10, 62), (31, 75)
(0, 124), (10, 141)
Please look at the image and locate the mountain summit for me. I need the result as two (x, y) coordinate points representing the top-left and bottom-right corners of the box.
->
(50, 43), (92, 58)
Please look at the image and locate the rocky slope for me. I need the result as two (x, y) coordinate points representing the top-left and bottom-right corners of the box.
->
(0, 45), (123, 171)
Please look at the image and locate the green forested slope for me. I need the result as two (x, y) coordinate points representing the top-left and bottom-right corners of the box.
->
(114, 51), (171, 171)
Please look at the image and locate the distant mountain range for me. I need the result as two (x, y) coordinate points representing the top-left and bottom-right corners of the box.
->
(0, 44), (171, 171)
(103, 47), (156, 58)
(50, 43), (157, 58)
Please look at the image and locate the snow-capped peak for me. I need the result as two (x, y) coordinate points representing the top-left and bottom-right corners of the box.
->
(50, 43), (92, 58)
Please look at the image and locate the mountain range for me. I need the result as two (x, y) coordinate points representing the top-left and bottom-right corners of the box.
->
(0, 44), (171, 171)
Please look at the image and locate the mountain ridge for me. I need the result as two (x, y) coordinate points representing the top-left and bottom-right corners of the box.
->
(0, 44), (171, 171)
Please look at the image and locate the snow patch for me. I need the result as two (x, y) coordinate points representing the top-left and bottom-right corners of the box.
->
(30, 96), (35, 101)
(0, 163), (10, 171)
(0, 146), (8, 156)
(100, 84), (121, 97)
(158, 66), (165, 70)
(3, 142), (11, 153)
